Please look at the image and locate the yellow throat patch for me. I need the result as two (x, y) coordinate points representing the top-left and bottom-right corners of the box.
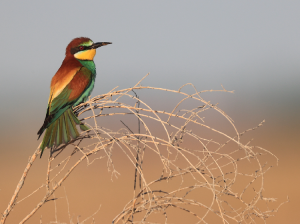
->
(74, 49), (96, 60)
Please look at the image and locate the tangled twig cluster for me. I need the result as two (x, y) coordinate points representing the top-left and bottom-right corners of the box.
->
(1, 74), (285, 224)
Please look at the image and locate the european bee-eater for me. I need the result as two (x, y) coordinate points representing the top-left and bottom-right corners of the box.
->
(38, 37), (111, 157)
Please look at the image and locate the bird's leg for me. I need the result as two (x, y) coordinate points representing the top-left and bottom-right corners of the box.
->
(74, 105), (88, 117)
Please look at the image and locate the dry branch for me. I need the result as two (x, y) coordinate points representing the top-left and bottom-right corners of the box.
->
(1, 74), (284, 224)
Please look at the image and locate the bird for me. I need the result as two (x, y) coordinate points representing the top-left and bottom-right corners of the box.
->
(37, 37), (111, 158)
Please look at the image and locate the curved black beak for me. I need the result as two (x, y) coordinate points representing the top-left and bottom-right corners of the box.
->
(91, 42), (112, 49)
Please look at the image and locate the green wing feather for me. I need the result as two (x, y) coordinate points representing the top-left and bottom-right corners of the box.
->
(39, 68), (92, 157)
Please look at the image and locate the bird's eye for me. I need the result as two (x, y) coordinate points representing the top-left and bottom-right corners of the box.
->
(79, 46), (84, 50)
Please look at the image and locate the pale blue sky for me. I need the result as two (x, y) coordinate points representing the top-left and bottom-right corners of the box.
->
(0, 0), (299, 144)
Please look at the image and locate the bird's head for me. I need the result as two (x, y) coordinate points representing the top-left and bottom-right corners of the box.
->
(66, 37), (111, 60)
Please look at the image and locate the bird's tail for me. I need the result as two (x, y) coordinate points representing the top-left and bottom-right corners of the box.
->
(40, 108), (89, 157)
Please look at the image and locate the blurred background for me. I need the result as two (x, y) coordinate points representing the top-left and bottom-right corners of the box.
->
(0, 1), (299, 223)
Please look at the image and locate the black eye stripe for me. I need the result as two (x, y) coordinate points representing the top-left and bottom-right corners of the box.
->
(70, 45), (92, 55)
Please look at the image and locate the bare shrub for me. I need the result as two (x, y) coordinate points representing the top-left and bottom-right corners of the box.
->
(0, 74), (286, 224)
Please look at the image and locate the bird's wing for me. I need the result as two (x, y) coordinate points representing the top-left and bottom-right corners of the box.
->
(48, 67), (81, 106)
(38, 67), (93, 136)
(49, 66), (92, 115)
